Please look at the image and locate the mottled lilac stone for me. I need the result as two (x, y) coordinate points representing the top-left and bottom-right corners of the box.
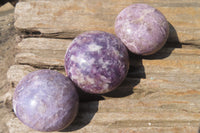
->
(13, 70), (79, 132)
(115, 4), (169, 55)
(65, 31), (129, 94)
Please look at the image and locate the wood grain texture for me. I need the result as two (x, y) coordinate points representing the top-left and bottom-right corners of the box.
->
(8, 35), (200, 132)
(14, 0), (200, 45)
(5, 113), (199, 133)
(8, 1), (200, 132)
(14, 38), (200, 84)
(6, 64), (200, 132)
(15, 38), (71, 68)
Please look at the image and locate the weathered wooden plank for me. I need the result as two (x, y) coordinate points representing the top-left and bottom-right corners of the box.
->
(17, 38), (71, 50)
(16, 39), (200, 68)
(7, 65), (65, 87)
(6, 65), (104, 102)
(6, 64), (200, 132)
(14, 49), (200, 83)
(7, 65), (200, 94)
(15, 52), (64, 68)
(7, 62), (200, 132)
(5, 97), (200, 133)
(6, 116), (199, 133)
(7, 65), (35, 86)
(8, 1), (200, 132)
(15, 48), (200, 70)
(14, 0), (200, 45)
(14, 38), (200, 85)
(64, 126), (199, 133)
(15, 38), (70, 68)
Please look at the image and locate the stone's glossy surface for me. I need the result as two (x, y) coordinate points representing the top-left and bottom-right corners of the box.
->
(65, 31), (129, 94)
(12, 70), (79, 132)
(115, 4), (169, 55)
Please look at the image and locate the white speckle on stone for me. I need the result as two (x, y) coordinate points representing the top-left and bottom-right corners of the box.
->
(70, 55), (79, 63)
(38, 101), (46, 114)
(34, 75), (39, 80)
(103, 84), (109, 89)
(79, 58), (87, 65)
(33, 80), (41, 87)
(100, 75), (112, 83)
(77, 74), (85, 85)
(103, 62), (109, 69)
(125, 40), (139, 54)
(70, 68), (85, 85)
(105, 60), (110, 65)
(17, 86), (24, 93)
(71, 73), (78, 82)
(99, 59), (110, 69)
(89, 58), (95, 64)
(86, 76), (95, 84)
(71, 68), (95, 86)
(71, 54), (95, 66)
(127, 28), (131, 34)
(98, 58), (104, 64)
(30, 99), (37, 107)
(113, 49), (120, 56)
(88, 43), (102, 52)
(100, 75), (107, 81)
(69, 67), (73, 76)
(148, 122), (151, 126)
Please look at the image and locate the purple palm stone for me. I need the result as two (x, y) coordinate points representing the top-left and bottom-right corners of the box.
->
(65, 31), (129, 94)
(115, 4), (169, 55)
(13, 70), (79, 132)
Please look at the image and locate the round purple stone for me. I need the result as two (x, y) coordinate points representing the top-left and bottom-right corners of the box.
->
(115, 4), (169, 55)
(13, 70), (79, 132)
(65, 31), (129, 94)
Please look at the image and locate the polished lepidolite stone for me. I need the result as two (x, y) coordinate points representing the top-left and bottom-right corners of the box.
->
(13, 70), (79, 132)
(65, 31), (129, 94)
(115, 4), (169, 55)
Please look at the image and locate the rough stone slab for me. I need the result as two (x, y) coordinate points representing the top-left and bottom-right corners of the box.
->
(14, 0), (200, 44)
